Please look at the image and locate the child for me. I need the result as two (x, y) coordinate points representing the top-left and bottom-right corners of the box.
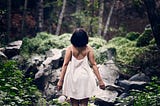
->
(57, 28), (105, 106)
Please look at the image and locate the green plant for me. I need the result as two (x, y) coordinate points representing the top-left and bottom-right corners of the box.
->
(130, 77), (160, 106)
(126, 32), (140, 41)
(49, 99), (70, 106)
(136, 28), (153, 47)
(21, 32), (71, 57)
(0, 60), (41, 106)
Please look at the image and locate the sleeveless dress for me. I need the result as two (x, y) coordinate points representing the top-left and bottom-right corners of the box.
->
(62, 49), (97, 99)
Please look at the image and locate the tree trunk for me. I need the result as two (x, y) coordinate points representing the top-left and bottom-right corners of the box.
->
(6, 0), (11, 43)
(103, 0), (115, 39)
(21, 0), (28, 37)
(88, 0), (95, 36)
(55, 0), (67, 35)
(38, 0), (44, 32)
(76, 0), (82, 13)
(97, 0), (104, 36)
(143, 0), (160, 47)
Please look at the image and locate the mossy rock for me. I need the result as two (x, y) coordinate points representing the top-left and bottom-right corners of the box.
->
(126, 32), (140, 41)
(136, 28), (153, 47)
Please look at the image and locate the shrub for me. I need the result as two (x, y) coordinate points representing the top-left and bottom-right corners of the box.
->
(126, 32), (140, 41)
(0, 60), (41, 106)
(21, 32), (71, 57)
(136, 28), (153, 47)
(131, 77), (160, 106)
(104, 37), (149, 74)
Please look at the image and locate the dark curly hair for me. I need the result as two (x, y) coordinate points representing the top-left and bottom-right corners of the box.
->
(70, 28), (88, 47)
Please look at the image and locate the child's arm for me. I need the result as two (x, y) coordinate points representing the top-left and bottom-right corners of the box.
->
(88, 46), (105, 89)
(57, 46), (72, 90)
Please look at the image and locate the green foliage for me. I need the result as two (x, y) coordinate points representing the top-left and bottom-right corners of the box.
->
(21, 32), (71, 57)
(0, 60), (41, 106)
(132, 0), (142, 7)
(21, 32), (108, 63)
(132, 46), (160, 71)
(136, 28), (153, 47)
(116, 26), (128, 37)
(49, 99), (70, 106)
(126, 32), (140, 41)
(131, 77), (160, 106)
(104, 36), (149, 74)
(89, 36), (107, 49)
(71, 11), (99, 36)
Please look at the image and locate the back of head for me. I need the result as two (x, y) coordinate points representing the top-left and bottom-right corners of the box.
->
(70, 28), (88, 47)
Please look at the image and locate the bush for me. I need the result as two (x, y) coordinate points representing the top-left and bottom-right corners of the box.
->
(126, 32), (140, 41)
(0, 60), (41, 106)
(21, 32), (71, 57)
(131, 77), (160, 106)
(104, 37), (149, 74)
(136, 28), (153, 47)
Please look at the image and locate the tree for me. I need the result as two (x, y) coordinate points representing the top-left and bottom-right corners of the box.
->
(76, 0), (82, 13)
(6, 0), (11, 44)
(56, 0), (67, 35)
(88, 0), (95, 36)
(21, 0), (28, 37)
(143, 0), (160, 47)
(38, 0), (44, 32)
(103, 0), (115, 39)
(97, 0), (104, 36)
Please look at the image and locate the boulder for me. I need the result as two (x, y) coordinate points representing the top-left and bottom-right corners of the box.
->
(98, 60), (120, 85)
(4, 40), (22, 59)
(129, 72), (150, 82)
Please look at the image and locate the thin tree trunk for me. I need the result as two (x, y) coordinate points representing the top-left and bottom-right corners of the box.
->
(143, 0), (160, 48)
(56, 0), (67, 35)
(88, 0), (95, 36)
(97, 0), (104, 36)
(103, 0), (115, 38)
(6, 0), (11, 43)
(38, 0), (44, 32)
(76, 0), (82, 27)
(21, 0), (28, 37)
(76, 0), (82, 13)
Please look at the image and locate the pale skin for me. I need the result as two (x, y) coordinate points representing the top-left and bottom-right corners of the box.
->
(57, 45), (105, 106)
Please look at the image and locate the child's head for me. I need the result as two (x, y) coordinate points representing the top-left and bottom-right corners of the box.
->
(70, 28), (88, 47)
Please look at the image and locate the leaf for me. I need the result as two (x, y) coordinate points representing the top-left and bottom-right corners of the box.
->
(11, 87), (18, 91)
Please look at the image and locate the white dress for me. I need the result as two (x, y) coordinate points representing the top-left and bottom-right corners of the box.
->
(62, 52), (97, 99)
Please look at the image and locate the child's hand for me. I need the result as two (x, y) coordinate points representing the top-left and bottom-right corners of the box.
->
(57, 80), (63, 91)
(99, 80), (105, 90)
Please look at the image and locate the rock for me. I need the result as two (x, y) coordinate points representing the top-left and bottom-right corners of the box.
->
(0, 51), (7, 60)
(117, 80), (147, 91)
(99, 60), (120, 85)
(43, 48), (64, 69)
(94, 88), (118, 104)
(4, 40), (22, 59)
(44, 84), (57, 100)
(107, 48), (116, 60)
(129, 73), (150, 82)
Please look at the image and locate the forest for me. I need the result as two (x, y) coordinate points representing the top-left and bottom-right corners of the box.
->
(0, 0), (160, 106)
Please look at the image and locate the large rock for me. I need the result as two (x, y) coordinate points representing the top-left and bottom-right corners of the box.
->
(117, 79), (147, 91)
(35, 49), (64, 79)
(98, 60), (120, 86)
(94, 60), (120, 105)
(4, 40), (22, 59)
(129, 72), (150, 82)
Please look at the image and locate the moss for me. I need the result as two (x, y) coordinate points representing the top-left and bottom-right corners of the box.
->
(89, 37), (107, 49)
(126, 32), (140, 41)
(136, 28), (153, 47)
(21, 32), (72, 57)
